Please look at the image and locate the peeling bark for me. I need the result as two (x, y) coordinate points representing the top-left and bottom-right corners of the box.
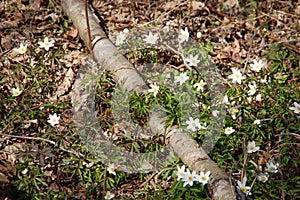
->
(63, 0), (236, 199)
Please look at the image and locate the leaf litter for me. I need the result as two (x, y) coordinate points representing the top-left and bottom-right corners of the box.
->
(0, 0), (299, 199)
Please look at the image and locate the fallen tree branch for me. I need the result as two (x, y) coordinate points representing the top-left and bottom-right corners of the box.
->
(62, 0), (236, 199)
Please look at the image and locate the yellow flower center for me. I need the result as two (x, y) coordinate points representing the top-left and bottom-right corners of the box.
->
(187, 175), (193, 181)
(234, 73), (240, 78)
(241, 186), (246, 193)
(231, 108), (238, 115)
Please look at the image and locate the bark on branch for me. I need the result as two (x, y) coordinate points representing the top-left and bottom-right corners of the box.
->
(63, 0), (236, 199)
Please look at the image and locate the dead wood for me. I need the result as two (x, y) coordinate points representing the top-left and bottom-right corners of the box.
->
(62, 0), (236, 199)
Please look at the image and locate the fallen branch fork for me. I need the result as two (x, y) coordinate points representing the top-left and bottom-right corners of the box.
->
(62, 0), (236, 199)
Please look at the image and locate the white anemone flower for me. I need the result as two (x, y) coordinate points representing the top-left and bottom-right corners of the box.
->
(257, 173), (269, 183)
(186, 117), (201, 132)
(179, 27), (189, 43)
(266, 162), (279, 173)
(224, 127), (235, 135)
(148, 83), (160, 97)
(107, 163), (116, 175)
(48, 113), (60, 126)
(123, 28), (129, 34)
(15, 43), (28, 54)
(195, 171), (210, 185)
(175, 165), (186, 181)
(38, 37), (54, 51)
(194, 80), (206, 92)
(182, 169), (197, 187)
(237, 178), (251, 195)
(115, 32), (126, 46)
(228, 68), (245, 84)
(175, 72), (189, 85)
(247, 141), (260, 153)
(12, 87), (22, 97)
(143, 31), (159, 45)
(229, 107), (239, 119)
(250, 59), (264, 72)
(289, 102), (300, 114)
(185, 54), (200, 67)
(247, 81), (257, 96)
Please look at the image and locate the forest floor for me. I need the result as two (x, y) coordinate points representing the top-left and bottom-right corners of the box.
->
(0, 0), (300, 199)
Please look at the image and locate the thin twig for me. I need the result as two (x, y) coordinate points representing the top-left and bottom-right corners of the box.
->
(139, 171), (159, 188)
(137, 1), (188, 28)
(248, 176), (257, 196)
(157, 31), (192, 71)
(0, 132), (84, 157)
(275, 132), (300, 137)
(241, 137), (247, 181)
(0, 132), (56, 145)
(279, 169), (285, 200)
(85, 0), (93, 52)
(249, 160), (258, 171)
(243, 33), (256, 73)
(0, 49), (11, 57)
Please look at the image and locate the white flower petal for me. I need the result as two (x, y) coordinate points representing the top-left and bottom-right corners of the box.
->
(228, 68), (245, 84)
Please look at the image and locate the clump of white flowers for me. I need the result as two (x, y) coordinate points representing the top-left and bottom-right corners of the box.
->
(175, 165), (210, 187)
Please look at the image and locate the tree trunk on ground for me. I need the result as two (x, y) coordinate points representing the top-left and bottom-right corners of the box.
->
(62, 0), (236, 199)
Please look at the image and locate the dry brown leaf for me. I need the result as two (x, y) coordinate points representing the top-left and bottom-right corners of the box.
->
(161, 2), (177, 11)
(295, 5), (300, 15)
(51, 67), (75, 100)
(223, 0), (239, 8)
(0, 160), (14, 184)
(231, 38), (242, 63)
(0, 172), (9, 183)
(56, 68), (75, 97)
(64, 26), (79, 40)
(223, 38), (246, 63)
(61, 50), (85, 67)
(3, 143), (26, 165)
(0, 21), (19, 30)
(190, 1), (204, 10)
